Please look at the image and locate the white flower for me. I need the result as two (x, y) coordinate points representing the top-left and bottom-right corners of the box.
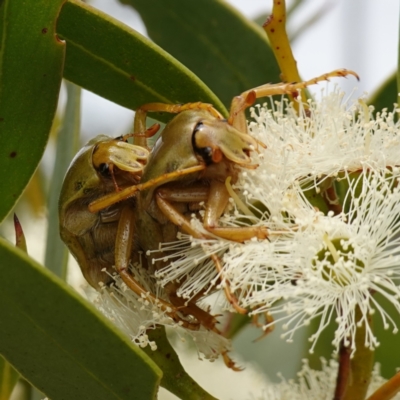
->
(90, 260), (231, 362)
(154, 90), (400, 355)
(153, 233), (224, 301)
(227, 170), (400, 354)
(249, 359), (400, 400)
(249, 89), (400, 185)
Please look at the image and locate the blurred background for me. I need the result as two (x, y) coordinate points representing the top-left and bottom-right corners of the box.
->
(79, 0), (399, 142)
(4, 1), (399, 399)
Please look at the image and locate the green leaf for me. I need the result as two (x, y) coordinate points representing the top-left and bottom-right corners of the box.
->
(373, 293), (400, 379)
(368, 72), (397, 112)
(0, 0), (65, 222)
(144, 329), (217, 400)
(57, 0), (226, 120)
(0, 355), (19, 400)
(121, 0), (281, 108)
(44, 82), (81, 279)
(0, 238), (161, 399)
(398, 9), (400, 105)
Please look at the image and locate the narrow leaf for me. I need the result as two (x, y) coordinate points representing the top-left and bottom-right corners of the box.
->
(144, 329), (218, 400)
(0, 355), (19, 400)
(372, 293), (400, 379)
(57, 0), (226, 119)
(0, 0), (65, 221)
(0, 238), (161, 399)
(368, 72), (397, 112)
(121, 0), (281, 108)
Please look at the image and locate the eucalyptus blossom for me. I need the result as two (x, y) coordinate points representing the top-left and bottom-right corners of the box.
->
(92, 265), (231, 362)
(155, 90), (400, 355)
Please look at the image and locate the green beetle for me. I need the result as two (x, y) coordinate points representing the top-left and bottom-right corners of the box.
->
(88, 68), (359, 331)
(59, 126), (202, 329)
(59, 131), (152, 290)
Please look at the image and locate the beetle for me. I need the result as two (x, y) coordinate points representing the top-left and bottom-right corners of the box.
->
(59, 129), (155, 290)
(59, 127), (209, 330)
(89, 69), (359, 329)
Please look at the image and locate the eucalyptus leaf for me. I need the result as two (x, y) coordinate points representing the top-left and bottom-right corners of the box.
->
(0, 238), (161, 399)
(57, 0), (226, 120)
(121, 0), (280, 108)
(144, 329), (218, 400)
(0, 355), (19, 400)
(372, 293), (400, 379)
(368, 72), (397, 112)
(0, 0), (65, 222)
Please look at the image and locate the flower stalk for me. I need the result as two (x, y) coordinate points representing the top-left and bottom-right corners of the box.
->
(263, 0), (307, 108)
(143, 328), (218, 400)
(334, 340), (351, 400)
(341, 306), (374, 400)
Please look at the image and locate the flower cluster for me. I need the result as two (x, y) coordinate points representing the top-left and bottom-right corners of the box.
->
(91, 259), (231, 361)
(92, 88), (400, 371)
(154, 89), (400, 355)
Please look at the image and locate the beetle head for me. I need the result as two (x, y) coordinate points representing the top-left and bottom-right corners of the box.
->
(190, 112), (260, 168)
(92, 136), (149, 180)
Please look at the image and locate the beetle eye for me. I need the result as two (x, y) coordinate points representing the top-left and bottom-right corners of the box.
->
(192, 121), (213, 164)
(98, 163), (110, 176)
(193, 121), (204, 133)
(197, 146), (213, 164)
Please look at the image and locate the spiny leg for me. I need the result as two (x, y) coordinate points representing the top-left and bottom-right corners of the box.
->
(166, 289), (222, 334)
(252, 312), (275, 342)
(244, 69), (360, 99)
(124, 122), (160, 150)
(155, 193), (248, 314)
(222, 350), (243, 372)
(157, 183), (269, 242)
(203, 181), (269, 241)
(115, 204), (199, 330)
(228, 68), (360, 128)
(157, 182), (268, 313)
(89, 165), (206, 213)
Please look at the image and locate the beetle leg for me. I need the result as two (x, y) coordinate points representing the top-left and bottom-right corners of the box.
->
(252, 312), (274, 342)
(203, 180), (269, 241)
(228, 68), (360, 129)
(89, 165), (206, 213)
(115, 205), (200, 330)
(166, 289), (222, 334)
(124, 122), (160, 150)
(157, 182), (268, 242)
(155, 193), (248, 314)
(222, 351), (243, 371)
(156, 184), (210, 203)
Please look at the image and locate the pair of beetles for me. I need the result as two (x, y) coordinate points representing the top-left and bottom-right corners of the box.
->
(59, 70), (357, 353)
